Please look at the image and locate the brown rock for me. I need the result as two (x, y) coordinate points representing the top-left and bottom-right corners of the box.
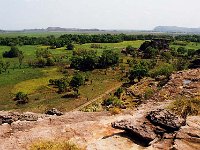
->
(146, 109), (185, 131)
(111, 119), (157, 145)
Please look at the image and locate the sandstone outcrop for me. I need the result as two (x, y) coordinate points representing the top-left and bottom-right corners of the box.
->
(112, 109), (200, 149)
(45, 108), (64, 116)
(112, 109), (186, 146)
(0, 112), (39, 125)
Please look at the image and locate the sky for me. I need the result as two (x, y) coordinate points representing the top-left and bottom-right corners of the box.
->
(0, 0), (200, 30)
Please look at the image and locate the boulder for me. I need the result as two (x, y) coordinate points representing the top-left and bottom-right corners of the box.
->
(45, 108), (63, 116)
(0, 116), (13, 125)
(112, 119), (157, 146)
(146, 109), (185, 131)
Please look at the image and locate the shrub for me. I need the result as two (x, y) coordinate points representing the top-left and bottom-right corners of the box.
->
(175, 58), (189, 71)
(46, 57), (55, 66)
(114, 88), (123, 98)
(36, 57), (47, 68)
(125, 45), (137, 57)
(149, 63), (174, 78)
(168, 97), (200, 118)
(160, 51), (172, 63)
(3, 46), (21, 58)
(144, 88), (154, 100)
(110, 107), (121, 115)
(0, 60), (10, 73)
(177, 47), (188, 56)
(102, 96), (123, 107)
(49, 78), (70, 93)
(67, 43), (74, 50)
(14, 92), (29, 104)
(70, 73), (84, 88)
(36, 49), (52, 58)
(143, 46), (158, 59)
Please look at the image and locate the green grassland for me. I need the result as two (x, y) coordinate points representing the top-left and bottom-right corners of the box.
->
(170, 41), (200, 50)
(0, 41), (144, 112)
(0, 39), (199, 113)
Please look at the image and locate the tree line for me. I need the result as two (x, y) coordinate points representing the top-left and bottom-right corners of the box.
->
(1, 34), (200, 47)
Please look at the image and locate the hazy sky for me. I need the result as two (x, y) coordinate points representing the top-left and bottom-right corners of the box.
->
(0, 0), (200, 30)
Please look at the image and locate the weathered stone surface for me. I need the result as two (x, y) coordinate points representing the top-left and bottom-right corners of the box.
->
(45, 108), (63, 116)
(176, 127), (200, 143)
(112, 109), (187, 146)
(112, 119), (157, 145)
(0, 112), (39, 125)
(19, 114), (38, 121)
(146, 109), (185, 131)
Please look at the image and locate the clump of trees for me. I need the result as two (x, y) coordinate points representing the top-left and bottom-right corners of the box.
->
(71, 50), (99, 71)
(49, 72), (85, 95)
(124, 45), (138, 57)
(70, 73), (85, 88)
(29, 49), (56, 68)
(139, 39), (170, 59)
(49, 77), (70, 93)
(99, 50), (119, 68)
(3, 46), (22, 58)
(70, 49), (119, 71)
(128, 61), (149, 82)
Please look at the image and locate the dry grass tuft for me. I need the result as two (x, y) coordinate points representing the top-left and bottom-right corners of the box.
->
(30, 140), (82, 150)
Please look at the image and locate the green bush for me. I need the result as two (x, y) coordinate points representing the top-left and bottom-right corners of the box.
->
(36, 57), (47, 68)
(175, 58), (189, 71)
(36, 49), (52, 58)
(149, 63), (174, 78)
(177, 47), (188, 56)
(129, 61), (149, 82)
(114, 88), (123, 98)
(15, 92), (29, 104)
(67, 43), (74, 50)
(102, 96), (123, 107)
(49, 78), (70, 93)
(3, 46), (22, 58)
(70, 73), (84, 88)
